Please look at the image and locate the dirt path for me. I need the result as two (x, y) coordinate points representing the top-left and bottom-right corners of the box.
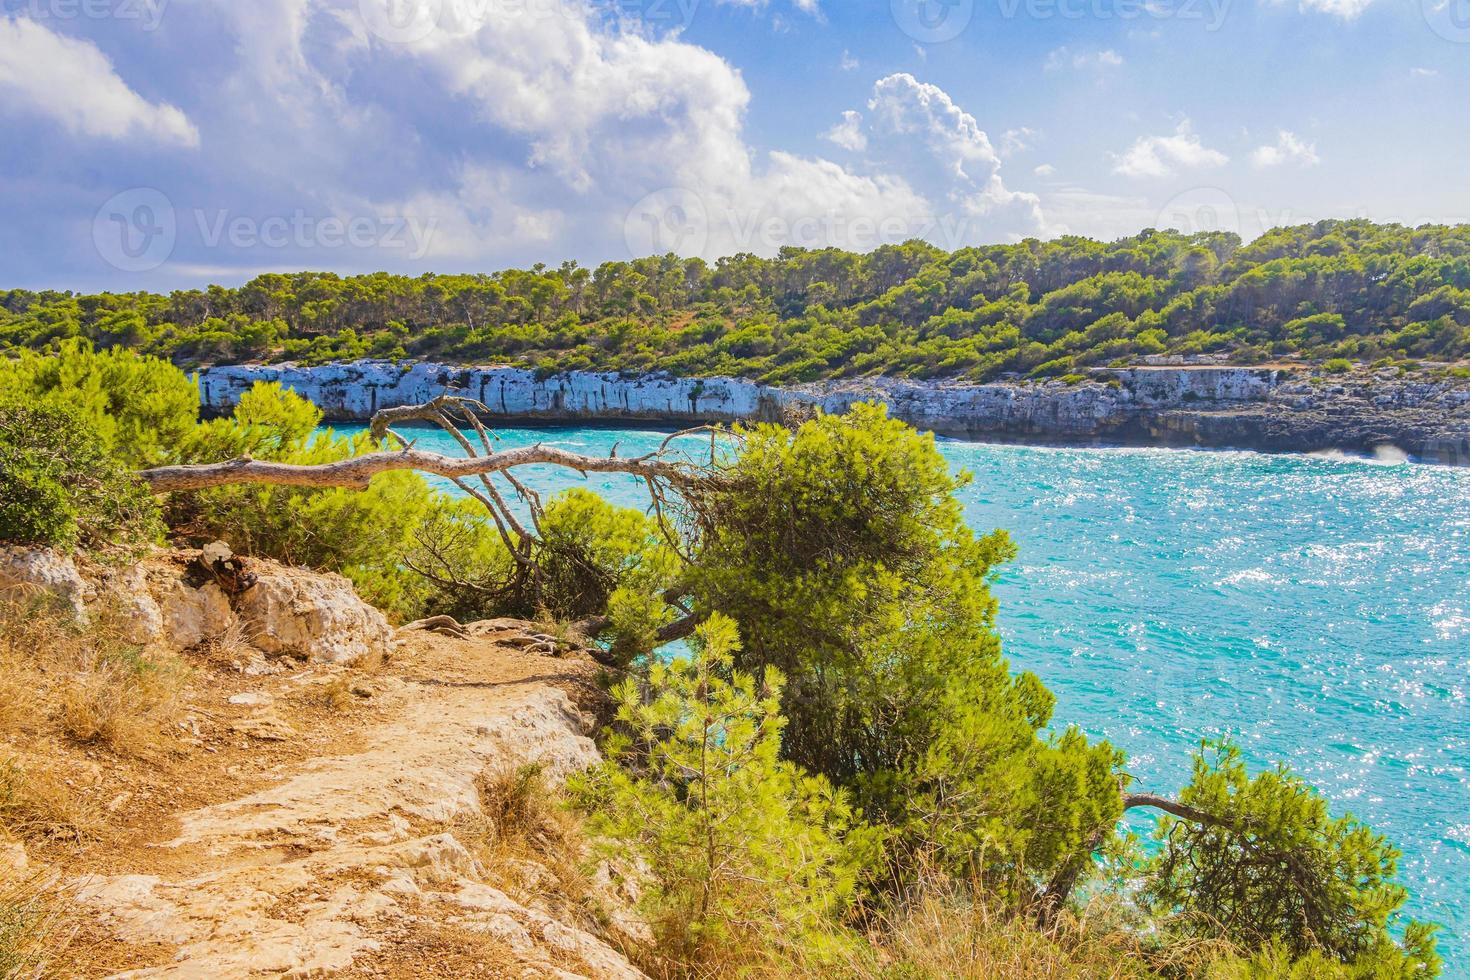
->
(57, 628), (644, 979)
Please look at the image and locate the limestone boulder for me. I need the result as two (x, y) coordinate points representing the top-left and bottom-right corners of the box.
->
(236, 565), (395, 665)
(0, 545), (89, 619)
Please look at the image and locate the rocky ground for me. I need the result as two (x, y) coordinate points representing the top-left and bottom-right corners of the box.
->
(0, 547), (649, 979)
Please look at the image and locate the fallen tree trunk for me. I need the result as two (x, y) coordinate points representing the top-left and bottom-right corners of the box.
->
(138, 444), (696, 493)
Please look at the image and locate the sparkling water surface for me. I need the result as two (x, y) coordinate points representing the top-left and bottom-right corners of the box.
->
(340, 423), (1470, 969)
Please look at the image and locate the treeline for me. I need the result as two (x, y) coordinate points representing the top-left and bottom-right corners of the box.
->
(4, 219), (1470, 381)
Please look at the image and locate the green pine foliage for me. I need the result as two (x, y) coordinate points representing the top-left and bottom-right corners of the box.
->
(169, 381), (475, 619)
(688, 404), (1123, 888)
(1145, 741), (1440, 977)
(5, 221), (1469, 378)
(571, 614), (879, 975)
(0, 339), (198, 468)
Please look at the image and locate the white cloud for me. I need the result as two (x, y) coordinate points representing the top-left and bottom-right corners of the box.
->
(1112, 120), (1228, 178)
(0, 15), (199, 147)
(1045, 47), (1124, 72)
(824, 110), (867, 152)
(1250, 130), (1319, 169)
(840, 49), (859, 71)
(999, 127), (1037, 157)
(1411, 67), (1439, 77)
(1034, 163), (1056, 177)
(205, 2), (983, 261)
(854, 73), (1049, 238)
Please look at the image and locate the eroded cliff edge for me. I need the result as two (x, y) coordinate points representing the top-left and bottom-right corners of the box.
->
(198, 360), (1470, 464)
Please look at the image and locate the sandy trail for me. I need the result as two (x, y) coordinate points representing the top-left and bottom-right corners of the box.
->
(65, 629), (643, 980)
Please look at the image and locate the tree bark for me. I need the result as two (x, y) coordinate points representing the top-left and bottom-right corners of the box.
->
(1037, 791), (1231, 919)
(138, 445), (696, 493)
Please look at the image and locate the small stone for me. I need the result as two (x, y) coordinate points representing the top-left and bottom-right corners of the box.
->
(230, 715), (297, 742)
(228, 692), (275, 708)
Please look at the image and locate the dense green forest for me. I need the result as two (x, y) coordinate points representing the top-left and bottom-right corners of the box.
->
(4, 219), (1470, 382)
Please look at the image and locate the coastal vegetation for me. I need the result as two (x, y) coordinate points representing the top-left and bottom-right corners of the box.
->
(0, 340), (1444, 976)
(3, 220), (1470, 383)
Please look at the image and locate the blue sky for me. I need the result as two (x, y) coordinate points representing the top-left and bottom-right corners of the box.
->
(1, 0), (1467, 292)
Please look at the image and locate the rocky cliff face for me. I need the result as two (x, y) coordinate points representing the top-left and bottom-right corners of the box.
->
(198, 360), (1470, 464)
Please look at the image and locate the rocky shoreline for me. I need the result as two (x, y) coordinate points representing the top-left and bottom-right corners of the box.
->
(197, 360), (1470, 465)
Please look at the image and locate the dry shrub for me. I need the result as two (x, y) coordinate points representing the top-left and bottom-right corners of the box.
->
(0, 758), (100, 843)
(310, 676), (357, 713)
(0, 869), (73, 979)
(454, 765), (595, 922)
(839, 870), (1238, 980)
(0, 601), (188, 760)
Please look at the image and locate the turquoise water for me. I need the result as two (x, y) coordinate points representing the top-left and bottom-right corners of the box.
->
(341, 423), (1470, 968)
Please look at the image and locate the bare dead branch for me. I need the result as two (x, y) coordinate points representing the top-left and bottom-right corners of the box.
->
(138, 445), (698, 493)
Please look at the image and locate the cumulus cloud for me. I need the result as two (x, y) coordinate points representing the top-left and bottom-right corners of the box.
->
(999, 127), (1037, 157)
(1112, 121), (1228, 178)
(187, 2), (989, 262)
(824, 110), (867, 152)
(1250, 130), (1319, 168)
(0, 15), (199, 147)
(826, 74), (1048, 240)
(1034, 163), (1056, 177)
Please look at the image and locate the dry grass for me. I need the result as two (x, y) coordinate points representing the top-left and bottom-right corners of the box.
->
(0, 601), (188, 761)
(453, 765), (597, 924)
(314, 676), (357, 713)
(0, 758), (101, 843)
(0, 868), (72, 979)
(849, 884), (1163, 979)
(0, 601), (188, 844)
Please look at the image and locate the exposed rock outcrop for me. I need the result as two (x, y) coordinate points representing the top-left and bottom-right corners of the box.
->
(234, 564), (397, 665)
(198, 359), (1470, 464)
(0, 545), (396, 667)
(0, 546), (90, 619)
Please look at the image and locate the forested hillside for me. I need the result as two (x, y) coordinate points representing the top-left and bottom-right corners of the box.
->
(5, 219), (1470, 383)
